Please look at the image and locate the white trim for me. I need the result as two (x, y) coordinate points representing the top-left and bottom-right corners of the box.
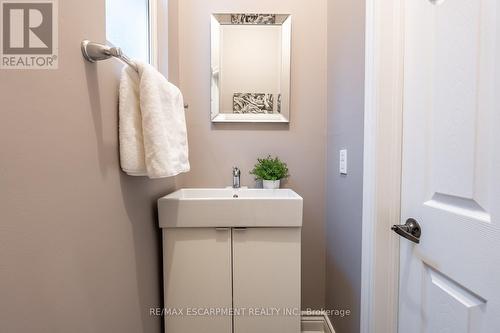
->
(360, 0), (376, 329)
(301, 311), (336, 333)
(148, 0), (159, 68)
(361, 0), (405, 332)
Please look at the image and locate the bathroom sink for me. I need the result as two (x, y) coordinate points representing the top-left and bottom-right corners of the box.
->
(158, 188), (303, 228)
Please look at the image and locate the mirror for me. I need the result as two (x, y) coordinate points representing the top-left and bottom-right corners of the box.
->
(211, 14), (291, 123)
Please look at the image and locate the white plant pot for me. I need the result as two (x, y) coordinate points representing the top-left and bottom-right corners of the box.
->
(263, 179), (280, 189)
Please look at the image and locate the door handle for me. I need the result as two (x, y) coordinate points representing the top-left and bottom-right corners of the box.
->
(391, 218), (421, 244)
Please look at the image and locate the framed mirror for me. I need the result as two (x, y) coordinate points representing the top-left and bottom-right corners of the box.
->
(211, 14), (292, 123)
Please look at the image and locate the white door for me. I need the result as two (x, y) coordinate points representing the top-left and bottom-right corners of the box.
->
(398, 0), (500, 332)
(232, 228), (301, 333)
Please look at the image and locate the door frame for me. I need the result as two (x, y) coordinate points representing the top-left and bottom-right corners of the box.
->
(360, 0), (405, 332)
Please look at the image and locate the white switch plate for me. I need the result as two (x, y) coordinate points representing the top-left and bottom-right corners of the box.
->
(339, 149), (347, 175)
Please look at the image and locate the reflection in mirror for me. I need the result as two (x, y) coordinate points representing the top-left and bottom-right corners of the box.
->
(211, 14), (291, 123)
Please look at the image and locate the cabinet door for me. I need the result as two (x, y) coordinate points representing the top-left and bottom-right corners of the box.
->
(163, 228), (232, 333)
(232, 227), (301, 333)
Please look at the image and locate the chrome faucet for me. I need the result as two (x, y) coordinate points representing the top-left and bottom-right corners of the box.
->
(232, 167), (241, 188)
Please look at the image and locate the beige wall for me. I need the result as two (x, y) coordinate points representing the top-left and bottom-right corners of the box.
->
(172, 0), (327, 309)
(0, 1), (172, 332)
(326, 0), (366, 332)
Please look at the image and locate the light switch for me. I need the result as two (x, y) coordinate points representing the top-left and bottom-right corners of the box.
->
(339, 149), (347, 175)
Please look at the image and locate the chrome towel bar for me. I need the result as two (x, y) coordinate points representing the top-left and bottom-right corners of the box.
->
(81, 40), (188, 109)
(81, 40), (137, 71)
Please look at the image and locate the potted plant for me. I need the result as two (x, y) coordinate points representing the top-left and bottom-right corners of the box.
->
(250, 155), (290, 189)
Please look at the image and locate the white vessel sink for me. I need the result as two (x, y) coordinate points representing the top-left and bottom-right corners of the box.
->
(158, 188), (303, 228)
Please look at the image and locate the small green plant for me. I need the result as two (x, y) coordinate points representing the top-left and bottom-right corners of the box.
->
(250, 155), (290, 181)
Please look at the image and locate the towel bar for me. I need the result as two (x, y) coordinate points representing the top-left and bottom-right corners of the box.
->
(81, 40), (188, 110)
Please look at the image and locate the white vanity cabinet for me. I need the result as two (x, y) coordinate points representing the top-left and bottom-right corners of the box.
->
(162, 227), (301, 333)
(163, 228), (233, 333)
(158, 188), (303, 333)
(232, 227), (301, 333)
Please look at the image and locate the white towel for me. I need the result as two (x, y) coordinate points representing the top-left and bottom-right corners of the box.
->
(119, 61), (190, 178)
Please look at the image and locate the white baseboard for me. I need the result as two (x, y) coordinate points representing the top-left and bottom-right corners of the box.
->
(301, 311), (335, 333)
